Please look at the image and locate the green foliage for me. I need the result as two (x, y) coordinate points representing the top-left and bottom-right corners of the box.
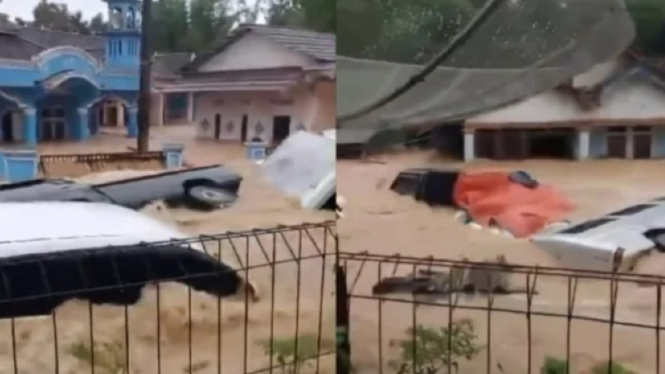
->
(338, 0), (665, 63)
(539, 356), (638, 374)
(388, 319), (480, 374)
(590, 362), (638, 374)
(68, 340), (127, 374)
(261, 333), (334, 374)
(541, 356), (568, 374)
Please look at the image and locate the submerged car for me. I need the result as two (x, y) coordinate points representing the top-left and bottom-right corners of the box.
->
(0, 164), (242, 210)
(531, 202), (665, 272)
(0, 201), (258, 319)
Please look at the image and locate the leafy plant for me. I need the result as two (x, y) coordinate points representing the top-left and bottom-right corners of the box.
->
(69, 340), (127, 374)
(539, 355), (639, 374)
(541, 356), (568, 374)
(388, 319), (480, 374)
(261, 333), (334, 374)
(590, 361), (638, 374)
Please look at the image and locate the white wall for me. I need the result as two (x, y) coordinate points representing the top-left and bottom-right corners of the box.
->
(198, 34), (314, 72)
(468, 78), (665, 124)
(194, 81), (335, 142)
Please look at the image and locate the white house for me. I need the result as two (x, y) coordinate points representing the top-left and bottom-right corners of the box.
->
(150, 24), (335, 144)
(462, 54), (665, 161)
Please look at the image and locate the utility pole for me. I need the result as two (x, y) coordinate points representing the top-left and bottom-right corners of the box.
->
(137, 0), (153, 152)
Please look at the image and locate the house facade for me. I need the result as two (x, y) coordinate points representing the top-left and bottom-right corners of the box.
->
(462, 54), (665, 161)
(0, 0), (141, 146)
(150, 25), (335, 144)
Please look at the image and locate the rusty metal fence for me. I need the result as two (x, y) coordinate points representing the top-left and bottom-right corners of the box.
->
(338, 252), (665, 374)
(0, 221), (336, 374)
(40, 151), (166, 178)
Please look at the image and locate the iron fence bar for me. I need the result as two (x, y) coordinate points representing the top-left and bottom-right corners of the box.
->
(339, 252), (665, 284)
(347, 294), (665, 330)
(267, 232), (277, 372)
(315, 225), (329, 374)
(657, 284), (663, 374)
(336, 263), (351, 374)
(242, 236), (250, 374)
(217, 239), (224, 374)
(0, 222), (335, 374)
(293, 229), (304, 374)
(411, 263), (417, 374)
(377, 262), (384, 374)
(0, 253), (326, 306)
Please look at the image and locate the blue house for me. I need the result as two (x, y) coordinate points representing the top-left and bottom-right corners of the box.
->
(0, 0), (140, 146)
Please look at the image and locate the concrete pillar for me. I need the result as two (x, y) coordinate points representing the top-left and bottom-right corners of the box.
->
(77, 108), (90, 141)
(117, 103), (125, 127)
(463, 129), (475, 162)
(22, 107), (37, 146)
(576, 129), (590, 160)
(157, 93), (164, 126)
(186, 92), (194, 123)
(127, 106), (138, 138)
(625, 127), (634, 159)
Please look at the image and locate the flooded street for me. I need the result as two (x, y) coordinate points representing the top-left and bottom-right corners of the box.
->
(338, 150), (665, 373)
(4, 126), (665, 373)
(0, 126), (336, 374)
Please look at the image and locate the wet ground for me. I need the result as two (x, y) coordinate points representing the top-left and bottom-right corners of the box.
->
(0, 125), (336, 374)
(4, 126), (665, 373)
(338, 150), (665, 373)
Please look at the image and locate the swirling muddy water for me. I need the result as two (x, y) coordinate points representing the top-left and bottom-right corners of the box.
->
(338, 150), (665, 373)
(0, 155), (335, 374)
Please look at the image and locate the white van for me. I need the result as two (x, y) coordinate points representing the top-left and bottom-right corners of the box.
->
(0, 202), (258, 319)
(531, 203), (665, 272)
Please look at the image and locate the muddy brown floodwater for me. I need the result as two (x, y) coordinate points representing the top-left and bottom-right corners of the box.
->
(0, 127), (336, 374)
(338, 150), (665, 374)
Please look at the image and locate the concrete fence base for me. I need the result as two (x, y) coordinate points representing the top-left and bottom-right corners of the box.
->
(0, 144), (185, 182)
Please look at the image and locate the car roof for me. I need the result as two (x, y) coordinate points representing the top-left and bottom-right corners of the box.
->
(532, 202), (665, 254)
(0, 202), (195, 258)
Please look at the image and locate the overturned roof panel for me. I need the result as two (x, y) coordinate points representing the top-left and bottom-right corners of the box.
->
(262, 131), (335, 210)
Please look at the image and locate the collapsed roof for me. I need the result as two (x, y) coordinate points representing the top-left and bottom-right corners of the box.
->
(337, 0), (636, 141)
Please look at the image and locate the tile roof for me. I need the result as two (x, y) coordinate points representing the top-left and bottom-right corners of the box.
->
(182, 24), (335, 73)
(240, 24), (335, 62)
(0, 25), (104, 60)
(152, 52), (193, 76)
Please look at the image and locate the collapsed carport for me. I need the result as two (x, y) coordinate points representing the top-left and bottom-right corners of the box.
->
(336, 0), (636, 151)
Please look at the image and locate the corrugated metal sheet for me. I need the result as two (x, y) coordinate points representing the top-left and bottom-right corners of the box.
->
(261, 131), (335, 210)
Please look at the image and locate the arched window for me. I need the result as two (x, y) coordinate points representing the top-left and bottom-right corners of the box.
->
(110, 7), (122, 29)
(126, 8), (135, 29)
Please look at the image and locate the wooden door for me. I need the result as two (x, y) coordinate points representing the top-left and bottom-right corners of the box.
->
(501, 129), (527, 159)
(474, 130), (495, 159)
(606, 127), (628, 158)
(633, 127), (652, 159)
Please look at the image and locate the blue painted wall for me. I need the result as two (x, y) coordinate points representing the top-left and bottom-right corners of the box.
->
(0, 0), (141, 144)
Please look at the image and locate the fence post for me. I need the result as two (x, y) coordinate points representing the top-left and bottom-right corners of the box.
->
(336, 260), (351, 374)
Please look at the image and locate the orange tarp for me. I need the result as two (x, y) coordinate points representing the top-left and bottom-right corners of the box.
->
(453, 171), (574, 238)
